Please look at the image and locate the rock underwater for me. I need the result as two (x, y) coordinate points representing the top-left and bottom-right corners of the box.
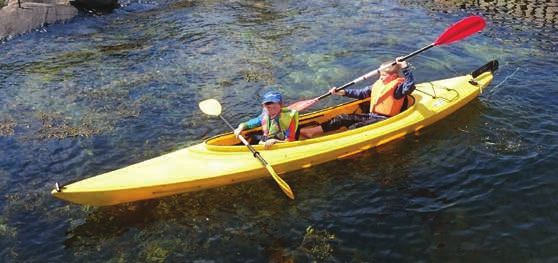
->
(0, 0), (118, 40)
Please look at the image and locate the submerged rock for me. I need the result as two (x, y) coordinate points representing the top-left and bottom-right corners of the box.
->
(0, 0), (77, 39)
(0, 0), (118, 40)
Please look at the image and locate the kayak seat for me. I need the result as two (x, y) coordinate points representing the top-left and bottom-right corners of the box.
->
(298, 121), (320, 129)
(358, 101), (370, 113)
(400, 95), (415, 113)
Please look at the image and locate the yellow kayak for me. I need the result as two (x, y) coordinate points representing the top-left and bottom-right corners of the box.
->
(52, 60), (498, 206)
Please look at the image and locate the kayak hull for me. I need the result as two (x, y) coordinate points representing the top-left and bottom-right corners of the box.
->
(52, 60), (498, 206)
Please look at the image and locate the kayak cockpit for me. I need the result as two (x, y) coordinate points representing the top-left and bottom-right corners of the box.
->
(204, 95), (416, 146)
(204, 60), (498, 147)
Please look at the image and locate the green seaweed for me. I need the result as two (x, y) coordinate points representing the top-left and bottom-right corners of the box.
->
(0, 219), (18, 239)
(241, 67), (276, 84)
(141, 242), (169, 263)
(37, 111), (102, 139)
(0, 114), (16, 136)
(296, 226), (338, 262)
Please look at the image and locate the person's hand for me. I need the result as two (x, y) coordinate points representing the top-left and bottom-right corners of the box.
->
(396, 56), (408, 69)
(264, 139), (279, 150)
(330, 87), (345, 96)
(234, 125), (244, 138)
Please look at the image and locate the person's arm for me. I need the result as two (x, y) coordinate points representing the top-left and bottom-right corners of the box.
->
(243, 114), (263, 129)
(393, 67), (416, 99)
(234, 113), (263, 136)
(331, 86), (371, 99)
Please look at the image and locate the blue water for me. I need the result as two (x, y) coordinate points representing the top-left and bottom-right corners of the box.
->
(1, 0), (557, 262)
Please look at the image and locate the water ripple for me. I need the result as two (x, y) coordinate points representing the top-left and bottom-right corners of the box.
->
(1, 0), (558, 262)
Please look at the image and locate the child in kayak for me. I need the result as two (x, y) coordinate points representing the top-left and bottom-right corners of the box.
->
(234, 90), (299, 149)
(300, 57), (415, 138)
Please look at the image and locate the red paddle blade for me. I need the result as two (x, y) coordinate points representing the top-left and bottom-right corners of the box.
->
(287, 98), (319, 111)
(434, 16), (486, 46)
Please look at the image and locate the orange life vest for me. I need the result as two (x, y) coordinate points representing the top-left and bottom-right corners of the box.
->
(369, 77), (405, 117)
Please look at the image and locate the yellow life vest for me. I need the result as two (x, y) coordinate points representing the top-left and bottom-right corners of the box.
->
(261, 108), (298, 141)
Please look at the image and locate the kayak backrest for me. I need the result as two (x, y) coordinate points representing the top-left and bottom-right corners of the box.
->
(400, 95), (415, 112)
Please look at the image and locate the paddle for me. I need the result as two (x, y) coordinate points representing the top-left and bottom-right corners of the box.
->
(199, 99), (295, 199)
(287, 15), (486, 112)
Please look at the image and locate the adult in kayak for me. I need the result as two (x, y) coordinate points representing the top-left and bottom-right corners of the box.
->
(300, 57), (416, 138)
(234, 90), (299, 149)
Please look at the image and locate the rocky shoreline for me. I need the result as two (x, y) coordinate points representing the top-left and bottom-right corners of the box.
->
(0, 0), (117, 40)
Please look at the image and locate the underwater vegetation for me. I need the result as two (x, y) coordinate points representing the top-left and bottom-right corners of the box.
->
(0, 114), (16, 136)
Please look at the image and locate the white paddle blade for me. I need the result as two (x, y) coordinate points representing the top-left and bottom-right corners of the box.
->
(199, 99), (222, 116)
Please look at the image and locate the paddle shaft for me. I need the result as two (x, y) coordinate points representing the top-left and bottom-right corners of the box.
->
(316, 44), (435, 101)
(219, 115), (267, 162)
(218, 114), (295, 199)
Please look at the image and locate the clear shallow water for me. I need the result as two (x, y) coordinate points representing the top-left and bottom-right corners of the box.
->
(1, 0), (557, 262)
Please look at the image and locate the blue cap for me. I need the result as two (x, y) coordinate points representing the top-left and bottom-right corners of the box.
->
(261, 90), (282, 104)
